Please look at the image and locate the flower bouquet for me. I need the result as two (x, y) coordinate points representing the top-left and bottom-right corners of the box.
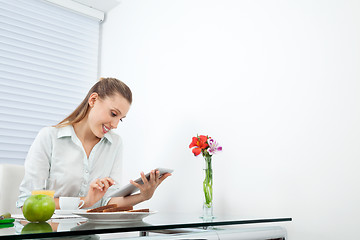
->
(189, 135), (222, 220)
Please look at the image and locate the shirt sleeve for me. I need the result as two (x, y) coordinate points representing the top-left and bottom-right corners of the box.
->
(16, 127), (53, 208)
(100, 135), (123, 206)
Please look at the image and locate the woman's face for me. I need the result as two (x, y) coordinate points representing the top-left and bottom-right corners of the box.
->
(87, 93), (131, 139)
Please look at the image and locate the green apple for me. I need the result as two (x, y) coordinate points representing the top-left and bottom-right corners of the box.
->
(23, 194), (55, 222)
(21, 222), (52, 234)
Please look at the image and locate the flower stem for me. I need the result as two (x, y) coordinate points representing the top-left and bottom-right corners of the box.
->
(203, 155), (213, 208)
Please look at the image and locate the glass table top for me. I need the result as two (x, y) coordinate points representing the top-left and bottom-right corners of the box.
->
(0, 212), (292, 239)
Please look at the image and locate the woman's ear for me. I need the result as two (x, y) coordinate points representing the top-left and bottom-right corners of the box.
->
(88, 92), (99, 108)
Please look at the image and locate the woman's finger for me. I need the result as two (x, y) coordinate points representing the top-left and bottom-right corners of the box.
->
(96, 179), (104, 191)
(104, 177), (116, 186)
(149, 170), (155, 182)
(102, 177), (115, 187)
(154, 170), (160, 183)
(101, 179), (110, 190)
(140, 171), (148, 184)
(130, 179), (141, 188)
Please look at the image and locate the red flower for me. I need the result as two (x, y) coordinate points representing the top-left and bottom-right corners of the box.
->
(189, 135), (209, 156)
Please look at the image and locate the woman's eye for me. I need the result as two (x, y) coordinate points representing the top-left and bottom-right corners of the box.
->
(111, 112), (117, 117)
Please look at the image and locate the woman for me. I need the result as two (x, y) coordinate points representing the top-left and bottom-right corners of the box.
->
(17, 77), (171, 209)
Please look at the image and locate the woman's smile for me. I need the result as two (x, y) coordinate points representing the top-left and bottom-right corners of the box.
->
(102, 125), (110, 134)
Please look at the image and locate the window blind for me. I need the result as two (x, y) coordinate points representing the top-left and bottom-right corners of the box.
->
(0, 0), (101, 164)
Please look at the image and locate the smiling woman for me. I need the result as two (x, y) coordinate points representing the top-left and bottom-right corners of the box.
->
(16, 78), (171, 211)
(55, 78), (132, 157)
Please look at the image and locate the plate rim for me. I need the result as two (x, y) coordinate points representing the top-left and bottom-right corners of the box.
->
(71, 210), (156, 222)
(55, 209), (86, 215)
(72, 210), (157, 215)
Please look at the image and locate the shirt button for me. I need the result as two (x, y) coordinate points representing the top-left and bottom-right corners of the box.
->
(85, 170), (89, 173)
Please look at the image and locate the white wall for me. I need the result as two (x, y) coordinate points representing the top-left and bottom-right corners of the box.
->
(100, 1), (360, 239)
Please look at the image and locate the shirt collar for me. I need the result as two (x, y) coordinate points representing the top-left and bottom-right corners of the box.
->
(57, 125), (72, 138)
(103, 132), (113, 143)
(57, 125), (113, 143)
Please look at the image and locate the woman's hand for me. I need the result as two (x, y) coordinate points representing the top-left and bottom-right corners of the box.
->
(130, 170), (171, 201)
(83, 177), (115, 208)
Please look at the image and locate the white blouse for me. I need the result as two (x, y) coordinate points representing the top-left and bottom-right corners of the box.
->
(16, 125), (123, 208)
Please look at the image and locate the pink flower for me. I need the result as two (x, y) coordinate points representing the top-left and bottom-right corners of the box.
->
(207, 138), (222, 155)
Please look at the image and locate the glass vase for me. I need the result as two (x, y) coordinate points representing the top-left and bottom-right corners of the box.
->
(202, 155), (214, 220)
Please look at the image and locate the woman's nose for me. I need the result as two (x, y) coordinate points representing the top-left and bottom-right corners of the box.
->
(111, 119), (119, 129)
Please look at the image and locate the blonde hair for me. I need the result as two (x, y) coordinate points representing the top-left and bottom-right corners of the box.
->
(55, 78), (132, 128)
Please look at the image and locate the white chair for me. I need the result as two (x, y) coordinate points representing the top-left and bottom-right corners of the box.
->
(0, 164), (25, 214)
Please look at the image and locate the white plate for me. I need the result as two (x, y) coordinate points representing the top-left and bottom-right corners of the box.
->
(55, 209), (85, 215)
(72, 211), (156, 222)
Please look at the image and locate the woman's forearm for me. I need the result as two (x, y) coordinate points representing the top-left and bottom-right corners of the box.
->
(107, 194), (146, 207)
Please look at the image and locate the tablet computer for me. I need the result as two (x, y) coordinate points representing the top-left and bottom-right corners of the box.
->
(108, 168), (174, 198)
